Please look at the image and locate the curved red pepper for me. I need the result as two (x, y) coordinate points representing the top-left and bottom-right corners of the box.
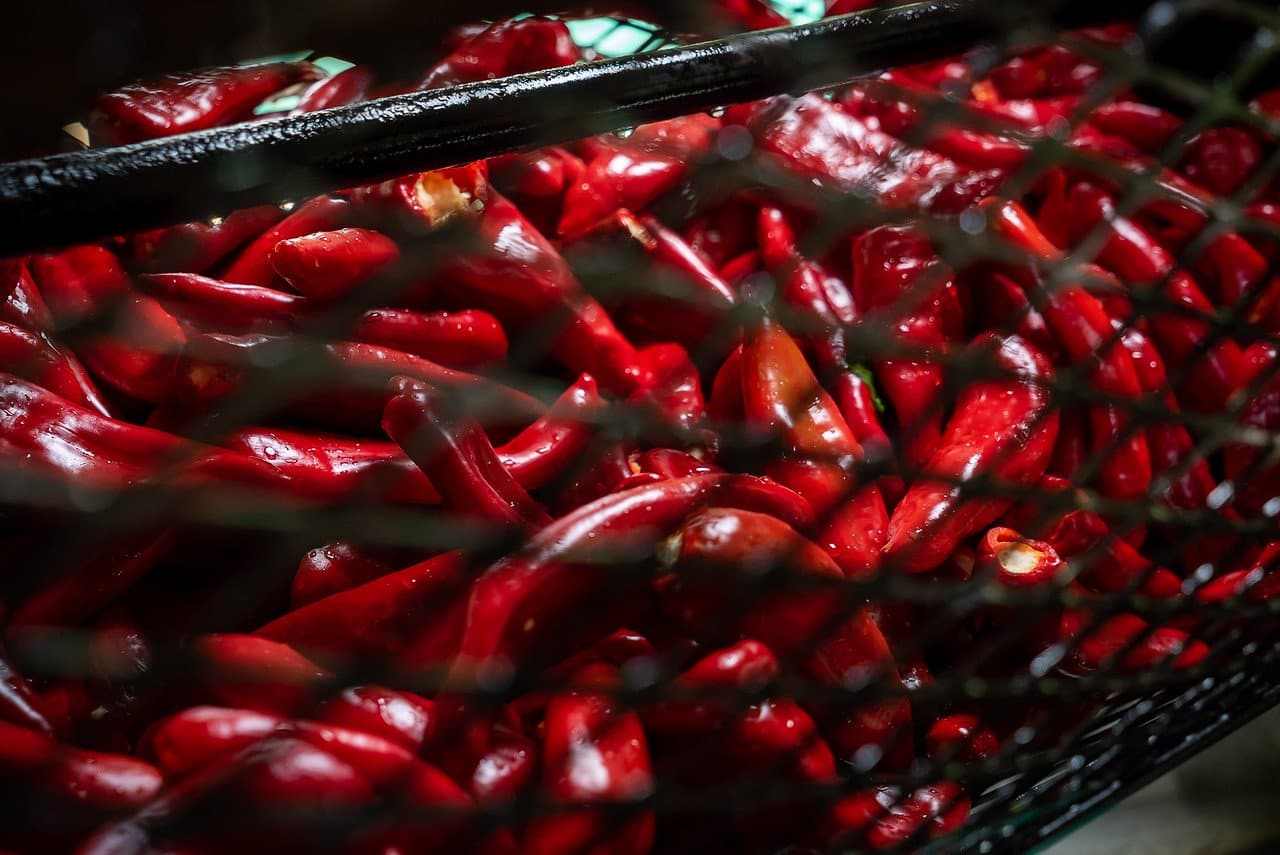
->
(926, 714), (1000, 762)
(988, 199), (1153, 500)
(290, 542), (394, 609)
(884, 333), (1059, 573)
(268, 227), (402, 300)
(0, 718), (162, 818)
(90, 62), (311, 143)
(291, 66), (374, 114)
(1057, 611), (1208, 675)
(741, 316), (861, 515)
(0, 320), (112, 416)
(129, 206), (283, 275)
(383, 378), (551, 531)
(742, 94), (960, 208)
(455, 474), (812, 669)
(1060, 182), (1248, 412)
(193, 634), (329, 715)
(0, 372), (287, 493)
(823, 782), (970, 851)
(137, 272), (306, 331)
(1088, 102), (1182, 153)
(317, 685), (436, 753)
(222, 195), (354, 287)
(10, 529), (177, 631)
(852, 224), (959, 470)
(353, 307), (507, 369)
(1179, 127), (1263, 197)
(0, 655), (54, 735)
(559, 115), (721, 238)
(524, 663), (655, 855)
(256, 552), (466, 668)
(418, 17), (578, 90)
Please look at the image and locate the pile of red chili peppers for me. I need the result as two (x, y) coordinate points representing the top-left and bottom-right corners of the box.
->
(1, 3), (1279, 852)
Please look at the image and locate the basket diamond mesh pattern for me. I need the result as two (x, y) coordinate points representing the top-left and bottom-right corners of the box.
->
(1, 1), (1279, 853)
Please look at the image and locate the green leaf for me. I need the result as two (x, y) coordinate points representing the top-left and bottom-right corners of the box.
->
(851, 364), (886, 414)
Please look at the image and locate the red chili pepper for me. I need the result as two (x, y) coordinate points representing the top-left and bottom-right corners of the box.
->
(1087, 102), (1183, 153)
(316, 685), (436, 753)
(80, 738), (378, 854)
(1122, 327), (1222, 514)
(629, 342), (709, 435)
(142, 705), (459, 801)
(468, 722), (538, 805)
(1198, 231), (1273, 310)
(0, 718), (163, 817)
(926, 714), (1001, 762)
(0, 654), (54, 735)
(852, 224), (960, 470)
(193, 634), (330, 715)
(523, 664), (655, 855)
(757, 206), (890, 453)
(290, 542), (394, 609)
(631, 448), (721, 481)
(27, 245), (129, 329)
(136, 272), (306, 331)
(256, 552), (467, 668)
(685, 199), (759, 271)
(822, 782), (970, 850)
(885, 334), (1058, 573)
(643, 640), (778, 733)
(1192, 543), (1280, 605)
(1048, 406), (1089, 481)
(0, 320), (112, 415)
(987, 198), (1153, 501)
(129, 206), (283, 275)
(268, 227), (402, 300)
(709, 343), (745, 424)
(1056, 182), (1248, 412)
(1179, 127), (1263, 197)
(490, 146), (585, 235)
(818, 483), (890, 580)
(0, 373), (287, 493)
(559, 115), (721, 238)
(2, 259), (56, 332)
(1227, 343), (1280, 515)
(972, 269), (1057, 355)
(226, 372), (597, 505)
(741, 316), (861, 515)
(1057, 611), (1208, 675)
(90, 62), (311, 143)
(742, 94), (960, 208)
(418, 17), (579, 90)
(569, 210), (737, 348)
(455, 474), (812, 670)
(9, 529), (176, 631)
(376, 167), (650, 396)
(291, 65), (374, 114)
(222, 195), (354, 287)
(383, 378), (551, 531)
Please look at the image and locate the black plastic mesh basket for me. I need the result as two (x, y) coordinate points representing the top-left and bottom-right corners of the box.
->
(0, 1), (1279, 853)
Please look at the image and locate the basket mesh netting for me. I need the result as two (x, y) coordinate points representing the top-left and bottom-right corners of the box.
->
(2, 0), (1280, 852)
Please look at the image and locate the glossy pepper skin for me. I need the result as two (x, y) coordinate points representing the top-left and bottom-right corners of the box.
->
(739, 94), (960, 208)
(352, 308), (507, 369)
(129, 206), (283, 275)
(371, 165), (652, 396)
(522, 664), (655, 855)
(987, 199), (1153, 501)
(852, 224), (959, 470)
(255, 552), (467, 668)
(382, 378), (551, 531)
(559, 115), (722, 238)
(419, 17), (579, 90)
(90, 62), (311, 143)
(268, 227), (402, 300)
(453, 474), (813, 671)
(884, 334), (1059, 573)
(0, 320), (111, 416)
(221, 195), (354, 287)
